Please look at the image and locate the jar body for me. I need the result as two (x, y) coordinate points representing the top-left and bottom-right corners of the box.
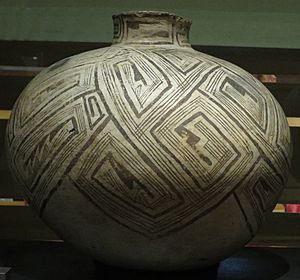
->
(6, 15), (292, 270)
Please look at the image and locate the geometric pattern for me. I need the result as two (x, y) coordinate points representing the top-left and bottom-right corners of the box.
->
(6, 43), (292, 238)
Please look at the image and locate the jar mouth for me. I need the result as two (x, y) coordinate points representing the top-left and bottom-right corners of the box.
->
(112, 10), (192, 47)
(112, 10), (192, 25)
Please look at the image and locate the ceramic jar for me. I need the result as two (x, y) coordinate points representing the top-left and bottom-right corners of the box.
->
(6, 11), (292, 270)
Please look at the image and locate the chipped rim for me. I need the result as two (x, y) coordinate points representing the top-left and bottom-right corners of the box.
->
(112, 11), (192, 25)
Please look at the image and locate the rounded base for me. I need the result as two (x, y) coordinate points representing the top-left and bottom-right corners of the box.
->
(42, 178), (253, 270)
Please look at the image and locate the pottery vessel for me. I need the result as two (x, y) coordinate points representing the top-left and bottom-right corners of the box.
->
(6, 11), (292, 270)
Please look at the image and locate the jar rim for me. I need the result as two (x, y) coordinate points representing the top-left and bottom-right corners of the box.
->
(112, 11), (192, 24)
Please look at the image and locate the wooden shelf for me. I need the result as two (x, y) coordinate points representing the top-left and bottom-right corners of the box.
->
(287, 118), (300, 127)
(255, 74), (300, 84)
(0, 110), (11, 120)
(0, 65), (44, 77)
(0, 200), (27, 207)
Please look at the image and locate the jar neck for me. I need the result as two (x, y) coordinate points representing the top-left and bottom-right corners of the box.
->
(112, 11), (191, 47)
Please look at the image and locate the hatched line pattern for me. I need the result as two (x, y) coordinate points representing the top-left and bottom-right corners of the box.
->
(6, 45), (292, 238)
